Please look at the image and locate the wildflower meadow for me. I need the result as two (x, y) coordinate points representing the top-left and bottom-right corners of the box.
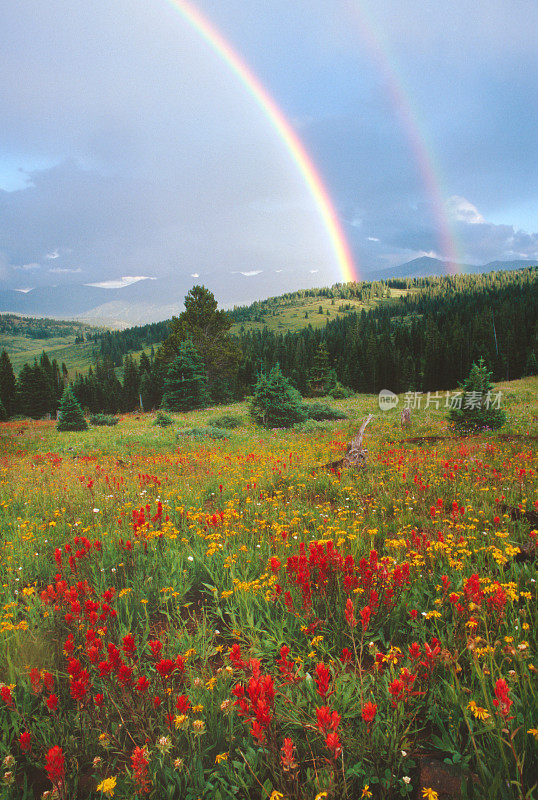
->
(0, 378), (536, 800)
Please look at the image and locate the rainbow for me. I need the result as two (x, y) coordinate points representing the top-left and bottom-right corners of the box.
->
(163, 0), (359, 283)
(346, 2), (462, 272)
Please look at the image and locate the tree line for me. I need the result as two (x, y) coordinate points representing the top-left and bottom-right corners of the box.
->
(238, 268), (538, 395)
(0, 268), (536, 419)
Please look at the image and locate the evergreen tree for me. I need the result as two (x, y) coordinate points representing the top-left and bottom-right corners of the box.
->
(449, 357), (506, 432)
(57, 385), (88, 431)
(94, 359), (123, 413)
(524, 351), (537, 376)
(140, 371), (155, 411)
(122, 355), (140, 411)
(157, 285), (240, 400)
(0, 349), (17, 417)
(39, 352), (63, 414)
(308, 342), (331, 396)
(250, 364), (307, 428)
(139, 351), (151, 374)
(0, 398), (7, 422)
(161, 340), (209, 412)
(17, 361), (50, 419)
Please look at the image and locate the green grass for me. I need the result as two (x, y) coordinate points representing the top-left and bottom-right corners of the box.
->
(0, 376), (536, 799)
(230, 287), (412, 334)
(0, 333), (98, 375)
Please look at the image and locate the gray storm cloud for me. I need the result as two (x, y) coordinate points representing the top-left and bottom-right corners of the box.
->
(0, 0), (536, 314)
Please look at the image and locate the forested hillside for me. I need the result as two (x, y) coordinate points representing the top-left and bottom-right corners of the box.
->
(1, 267), (536, 417)
(238, 268), (538, 394)
(0, 315), (99, 373)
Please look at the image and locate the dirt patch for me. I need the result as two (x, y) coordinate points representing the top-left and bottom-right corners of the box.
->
(500, 503), (538, 526)
(400, 435), (447, 444)
(498, 434), (538, 442)
(419, 757), (474, 799)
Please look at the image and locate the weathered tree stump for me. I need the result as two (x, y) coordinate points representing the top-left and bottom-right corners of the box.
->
(321, 414), (372, 471)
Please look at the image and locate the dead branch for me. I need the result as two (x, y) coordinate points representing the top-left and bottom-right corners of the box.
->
(320, 413), (373, 471)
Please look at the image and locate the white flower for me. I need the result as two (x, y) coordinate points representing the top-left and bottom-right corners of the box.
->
(187, 556), (194, 562)
(93, 508), (100, 513)
(403, 776), (411, 784)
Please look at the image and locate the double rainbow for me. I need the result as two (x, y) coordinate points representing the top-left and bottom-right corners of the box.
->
(163, 1), (460, 283)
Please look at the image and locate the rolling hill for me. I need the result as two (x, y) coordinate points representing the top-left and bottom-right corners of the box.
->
(0, 258), (535, 328)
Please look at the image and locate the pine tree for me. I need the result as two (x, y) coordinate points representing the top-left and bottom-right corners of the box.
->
(250, 364), (307, 428)
(122, 355), (140, 411)
(156, 285), (240, 400)
(39, 352), (63, 414)
(449, 357), (506, 432)
(308, 342), (331, 396)
(57, 385), (88, 431)
(17, 361), (50, 419)
(524, 351), (537, 376)
(161, 340), (209, 412)
(0, 349), (17, 417)
(0, 398), (7, 422)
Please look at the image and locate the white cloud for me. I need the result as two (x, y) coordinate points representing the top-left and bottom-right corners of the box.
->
(238, 270), (262, 277)
(85, 275), (155, 289)
(190, 272), (199, 278)
(15, 287), (34, 293)
(367, 236), (380, 242)
(446, 196), (485, 224)
(49, 266), (82, 274)
(46, 249), (59, 259)
(309, 269), (319, 273)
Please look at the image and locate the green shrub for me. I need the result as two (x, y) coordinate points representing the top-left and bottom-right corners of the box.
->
(89, 413), (119, 426)
(250, 365), (307, 428)
(207, 413), (243, 429)
(152, 411), (173, 427)
(295, 418), (331, 432)
(329, 382), (354, 399)
(449, 357), (507, 432)
(302, 402), (347, 421)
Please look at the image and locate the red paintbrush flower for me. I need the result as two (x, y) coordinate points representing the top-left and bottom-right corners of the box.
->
(45, 746), (65, 787)
(362, 701), (377, 725)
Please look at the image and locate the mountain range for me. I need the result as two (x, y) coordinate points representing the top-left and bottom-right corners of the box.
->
(0, 258), (535, 328)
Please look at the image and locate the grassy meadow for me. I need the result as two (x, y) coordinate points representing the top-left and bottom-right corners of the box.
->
(229, 288), (411, 335)
(0, 377), (536, 799)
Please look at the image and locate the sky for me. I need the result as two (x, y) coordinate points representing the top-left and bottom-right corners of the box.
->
(0, 0), (537, 311)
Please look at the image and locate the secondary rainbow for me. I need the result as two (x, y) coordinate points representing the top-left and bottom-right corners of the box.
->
(163, 0), (359, 283)
(346, 2), (462, 272)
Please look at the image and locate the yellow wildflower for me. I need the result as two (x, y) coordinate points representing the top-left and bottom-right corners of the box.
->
(467, 701), (490, 721)
(96, 776), (117, 797)
(422, 789), (439, 800)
